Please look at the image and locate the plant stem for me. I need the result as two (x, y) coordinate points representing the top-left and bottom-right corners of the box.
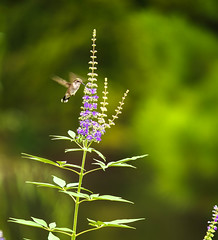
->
(71, 142), (88, 240)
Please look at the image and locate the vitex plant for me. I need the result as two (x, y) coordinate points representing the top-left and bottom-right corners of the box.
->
(9, 29), (147, 240)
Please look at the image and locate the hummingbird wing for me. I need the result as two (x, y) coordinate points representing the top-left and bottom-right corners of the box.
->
(52, 76), (70, 88)
(69, 72), (78, 83)
(69, 72), (86, 84)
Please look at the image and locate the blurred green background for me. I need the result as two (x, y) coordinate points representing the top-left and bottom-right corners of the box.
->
(1, 0), (218, 239)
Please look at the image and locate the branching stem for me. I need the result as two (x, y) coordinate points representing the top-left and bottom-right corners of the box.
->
(71, 141), (88, 240)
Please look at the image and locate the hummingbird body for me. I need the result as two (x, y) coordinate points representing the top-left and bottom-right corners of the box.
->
(52, 73), (83, 103)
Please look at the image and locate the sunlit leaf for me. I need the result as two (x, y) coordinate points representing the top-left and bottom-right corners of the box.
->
(48, 232), (60, 240)
(89, 194), (133, 204)
(22, 153), (57, 166)
(61, 190), (88, 199)
(31, 217), (48, 228)
(52, 176), (66, 188)
(50, 135), (73, 141)
(90, 148), (106, 162)
(93, 154), (147, 170)
(60, 163), (83, 170)
(108, 154), (147, 168)
(9, 218), (43, 228)
(66, 182), (79, 188)
(87, 218), (144, 229)
(68, 130), (76, 139)
(65, 148), (83, 153)
(26, 181), (61, 189)
(49, 222), (56, 229)
(53, 227), (73, 233)
(92, 159), (107, 170)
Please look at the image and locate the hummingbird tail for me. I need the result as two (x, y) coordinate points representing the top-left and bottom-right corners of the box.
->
(61, 96), (69, 103)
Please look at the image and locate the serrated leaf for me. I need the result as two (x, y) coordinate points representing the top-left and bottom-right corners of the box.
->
(48, 232), (60, 240)
(52, 176), (66, 188)
(31, 217), (48, 228)
(90, 194), (133, 204)
(49, 222), (56, 229)
(9, 218), (43, 228)
(50, 135), (73, 141)
(68, 130), (76, 139)
(26, 181), (61, 190)
(22, 153), (57, 166)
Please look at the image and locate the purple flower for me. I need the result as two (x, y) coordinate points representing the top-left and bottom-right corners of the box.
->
(80, 110), (91, 117)
(92, 103), (97, 109)
(83, 95), (90, 100)
(87, 135), (93, 141)
(204, 205), (218, 240)
(92, 111), (98, 116)
(92, 95), (99, 99)
(88, 88), (97, 94)
(0, 230), (5, 240)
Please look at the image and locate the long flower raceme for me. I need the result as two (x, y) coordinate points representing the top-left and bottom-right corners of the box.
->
(77, 29), (129, 144)
(203, 205), (218, 240)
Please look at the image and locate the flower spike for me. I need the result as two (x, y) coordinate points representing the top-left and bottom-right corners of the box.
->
(204, 205), (218, 240)
(77, 30), (129, 143)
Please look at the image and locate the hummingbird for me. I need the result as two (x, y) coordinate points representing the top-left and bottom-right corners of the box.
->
(52, 72), (84, 103)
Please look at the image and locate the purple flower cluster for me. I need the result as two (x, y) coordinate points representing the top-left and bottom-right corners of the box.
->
(0, 230), (5, 240)
(77, 86), (105, 142)
(204, 205), (218, 240)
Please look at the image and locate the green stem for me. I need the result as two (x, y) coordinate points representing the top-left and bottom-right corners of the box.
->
(71, 141), (88, 240)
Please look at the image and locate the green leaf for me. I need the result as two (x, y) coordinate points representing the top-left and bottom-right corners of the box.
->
(53, 227), (73, 233)
(65, 148), (83, 153)
(66, 182), (79, 188)
(9, 218), (44, 228)
(50, 135), (73, 141)
(108, 218), (145, 225)
(87, 218), (144, 229)
(61, 190), (88, 199)
(68, 130), (76, 139)
(22, 153), (57, 166)
(48, 232), (60, 240)
(93, 154), (148, 170)
(26, 181), (61, 190)
(49, 222), (56, 229)
(92, 159), (107, 170)
(31, 217), (48, 228)
(52, 176), (66, 188)
(59, 162), (83, 170)
(108, 154), (147, 168)
(90, 194), (133, 204)
(90, 148), (106, 162)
